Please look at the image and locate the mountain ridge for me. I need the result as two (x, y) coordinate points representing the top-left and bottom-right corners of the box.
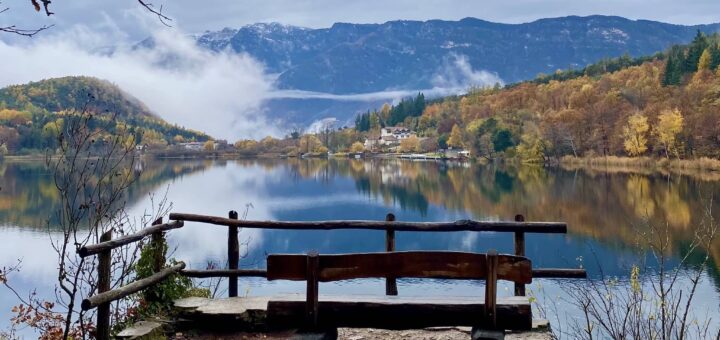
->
(145, 15), (720, 126)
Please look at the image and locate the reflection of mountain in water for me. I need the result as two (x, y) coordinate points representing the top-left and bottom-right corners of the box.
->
(249, 158), (720, 285)
(0, 160), (212, 229)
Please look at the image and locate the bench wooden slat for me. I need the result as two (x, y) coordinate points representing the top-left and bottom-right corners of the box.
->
(266, 294), (532, 330)
(267, 251), (532, 284)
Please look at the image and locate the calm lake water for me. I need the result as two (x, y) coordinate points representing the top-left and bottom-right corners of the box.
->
(1, 158), (719, 334)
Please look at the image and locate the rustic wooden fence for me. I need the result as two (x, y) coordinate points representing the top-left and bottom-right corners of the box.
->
(77, 212), (586, 339)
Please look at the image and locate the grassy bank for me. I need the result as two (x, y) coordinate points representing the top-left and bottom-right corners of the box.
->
(560, 156), (720, 171)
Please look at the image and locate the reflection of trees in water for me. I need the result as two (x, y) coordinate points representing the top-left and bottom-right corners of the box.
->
(0, 160), (211, 228)
(265, 158), (720, 287)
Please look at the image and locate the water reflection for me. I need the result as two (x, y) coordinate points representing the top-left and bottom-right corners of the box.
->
(0, 158), (718, 332)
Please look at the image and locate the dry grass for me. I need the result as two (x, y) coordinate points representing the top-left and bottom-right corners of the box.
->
(560, 156), (720, 171)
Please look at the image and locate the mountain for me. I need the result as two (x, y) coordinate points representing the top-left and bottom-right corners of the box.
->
(0, 77), (209, 154)
(188, 16), (720, 126)
(352, 33), (720, 160)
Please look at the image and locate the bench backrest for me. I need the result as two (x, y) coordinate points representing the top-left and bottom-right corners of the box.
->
(267, 251), (532, 284)
(266, 250), (532, 330)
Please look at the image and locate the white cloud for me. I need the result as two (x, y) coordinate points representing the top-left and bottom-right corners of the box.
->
(0, 28), (279, 140)
(269, 54), (504, 103)
(432, 53), (504, 91)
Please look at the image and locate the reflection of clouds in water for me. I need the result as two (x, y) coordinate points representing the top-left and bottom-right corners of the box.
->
(0, 228), (59, 281)
(128, 162), (278, 268)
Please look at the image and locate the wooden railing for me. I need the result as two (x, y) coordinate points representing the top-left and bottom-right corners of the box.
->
(78, 212), (586, 339)
(76, 218), (185, 340)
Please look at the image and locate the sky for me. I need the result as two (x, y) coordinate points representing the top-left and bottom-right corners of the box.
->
(0, 1), (718, 140)
(2, 0), (720, 40)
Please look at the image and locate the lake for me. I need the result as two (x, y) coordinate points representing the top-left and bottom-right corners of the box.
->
(1, 158), (719, 334)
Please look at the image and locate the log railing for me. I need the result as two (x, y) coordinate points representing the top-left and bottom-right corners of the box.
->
(79, 212), (585, 339)
(77, 218), (182, 340)
(167, 212), (583, 296)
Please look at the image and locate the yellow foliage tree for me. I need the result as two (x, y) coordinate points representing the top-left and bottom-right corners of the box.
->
(622, 113), (649, 156)
(299, 135), (323, 153)
(698, 48), (712, 70)
(203, 140), (215, 151)
(656, 108), (684, 159)
(448, 124), (465, 149)
(399, 136), (421, 153)
(350, 142), (365, 153)
(234, 139), (259, 153)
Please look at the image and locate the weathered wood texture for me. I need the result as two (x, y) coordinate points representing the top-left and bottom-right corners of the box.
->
(82, 262), (185, 310)
(532, 268), (587, 278)
(77, 221), (184, 257)
(96, 230), (112, 340)
(305, 252), (320, 327)
(484, 250), (498, 329)
(150, 217), (165, 274)
(180, 269), (267, 278)
(228, 210), (240, 297)
(513, 214), (526, 297)
(169, 213), (566, 233)
(267, 251), (532, 284)
(384, 213), (397, 296)
(266, 295), (532, 330)
(178, 268), (585, 279)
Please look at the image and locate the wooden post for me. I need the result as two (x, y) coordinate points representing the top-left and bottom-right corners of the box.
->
(228, 210), (240, 297)
(484, 249), (498, 329)
(384, 213), (398, 296)
(513, 214), (526, 296)
(96, 230), (112, 340)
(306, 251), (320, 328)
(150, 217), (164, 274)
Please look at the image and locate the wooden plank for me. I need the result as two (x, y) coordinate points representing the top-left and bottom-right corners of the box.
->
(169, 213), (566, 233)
(484, 250), (498, 329)
(532, 268), (587, 278)
(513, 214), (526, 297)
(180, 269), (267, 278)
(150, 217), (165, 274)
(82, 263), (185, 310)
(384, 213), (397, 296)
(228, 210), (239, 298)
(266, 295), (531, 331)
(267, 251), (532, 284)
(78, 221), (184, 257)
(96, 230), (112, 340)
(306, 252), (319, 328)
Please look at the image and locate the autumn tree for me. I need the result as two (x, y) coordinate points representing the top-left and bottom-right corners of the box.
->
(399, 136), (421, 153)
(656, 109), (684, 159)
(350, 142), (365, 153)
(623, 113), (650, 156)
(203, 140), (215, 151)
(698, 48), (712, 70)
(447, 124), (465, 149)
(299, 135), (323, 153)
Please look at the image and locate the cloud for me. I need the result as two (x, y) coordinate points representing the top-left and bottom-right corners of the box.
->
(432, 53), (504, 91)
(269, 53), (503, 103)
(0, 28), (279, 140)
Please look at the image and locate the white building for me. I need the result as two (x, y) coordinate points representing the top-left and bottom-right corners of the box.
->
(179, 142), (204, 151)
(364, 127), (417, 149)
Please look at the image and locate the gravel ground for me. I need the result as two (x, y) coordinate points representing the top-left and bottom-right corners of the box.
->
(338, 327), (553, 340)
(169, 327), (552, 339)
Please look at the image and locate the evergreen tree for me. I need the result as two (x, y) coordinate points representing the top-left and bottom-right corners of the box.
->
(684, 30), (709, 72)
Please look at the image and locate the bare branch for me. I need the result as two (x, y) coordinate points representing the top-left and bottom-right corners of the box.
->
(137, 0), (172, 27)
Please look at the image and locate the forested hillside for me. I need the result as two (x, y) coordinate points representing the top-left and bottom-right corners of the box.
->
(357, 32), (720, 161)
(0, 77), (209, 155)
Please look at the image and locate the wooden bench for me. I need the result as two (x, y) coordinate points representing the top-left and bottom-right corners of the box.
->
(265, 250), (533, 333)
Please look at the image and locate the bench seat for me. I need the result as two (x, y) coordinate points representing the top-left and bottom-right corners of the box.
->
(266, 294), (531, 330)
